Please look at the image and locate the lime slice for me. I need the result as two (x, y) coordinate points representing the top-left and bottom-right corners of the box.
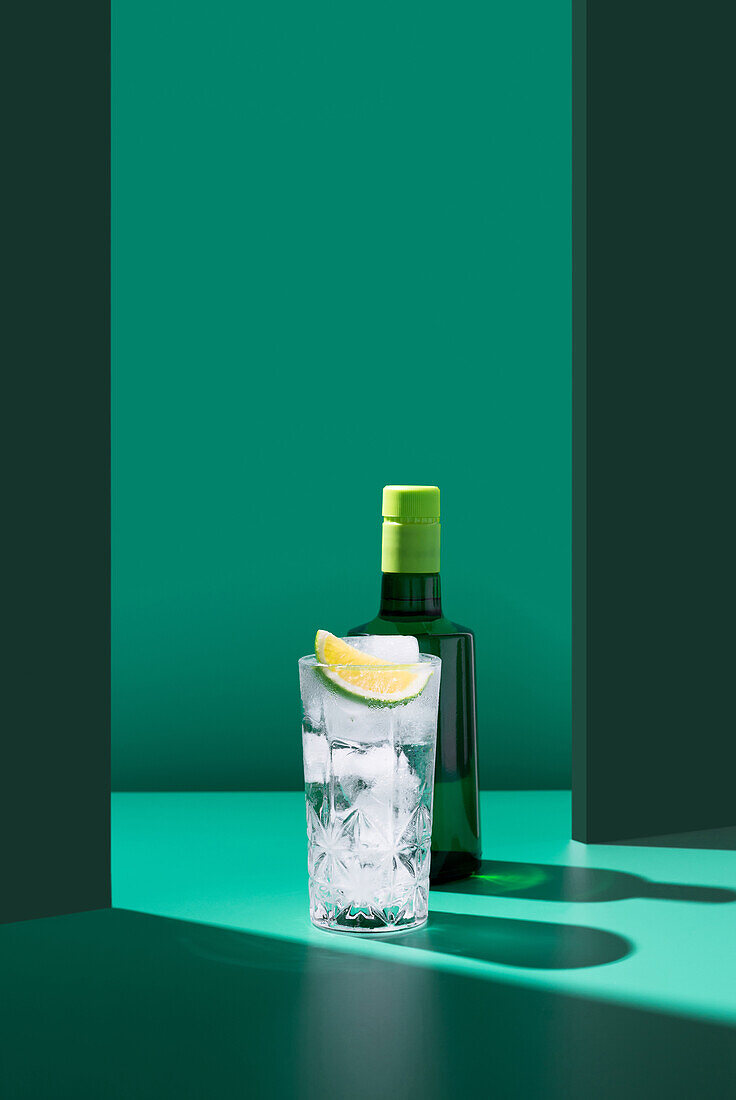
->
(315, 630), (432, 705)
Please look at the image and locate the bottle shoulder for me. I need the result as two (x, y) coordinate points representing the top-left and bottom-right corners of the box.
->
(347, 614), (474, 640)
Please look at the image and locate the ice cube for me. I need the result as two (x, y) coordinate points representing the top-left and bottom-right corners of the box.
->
(322, 687), (394, 744)
(396, 705), (434, 746)
(371, 750), (422, 816)
(350, 787), (394, 848)
(330, 740), (395, 816)
(302, 731), (329, 784)
(299, 665), (325, 734)
(351, 635), (420, 664)
(331, 740), (395, 783)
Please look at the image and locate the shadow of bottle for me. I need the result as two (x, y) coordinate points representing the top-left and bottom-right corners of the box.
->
(398, 908), (632, 969)
(433, 861), (736, 904)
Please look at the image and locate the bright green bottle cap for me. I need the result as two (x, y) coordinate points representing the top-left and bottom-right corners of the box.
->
(381, 485), (441, 573)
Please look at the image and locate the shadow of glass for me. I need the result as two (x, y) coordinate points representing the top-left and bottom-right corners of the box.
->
(433, 861), (736, 904)
(1, 908), (734, 1099)
(396, 909), (631, 969)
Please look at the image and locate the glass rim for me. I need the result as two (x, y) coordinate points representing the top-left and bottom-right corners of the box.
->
(298, 652), (441, 672)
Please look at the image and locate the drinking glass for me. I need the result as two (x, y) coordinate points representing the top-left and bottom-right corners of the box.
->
(298, 650), (441, 932)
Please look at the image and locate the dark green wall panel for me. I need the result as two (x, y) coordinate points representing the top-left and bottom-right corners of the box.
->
(572, 1), (736, 841)
(3, 1), (110, 922)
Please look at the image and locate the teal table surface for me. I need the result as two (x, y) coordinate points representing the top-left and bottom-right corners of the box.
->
(2, 792), (735, 1099)
(110, 791), (736, 1025)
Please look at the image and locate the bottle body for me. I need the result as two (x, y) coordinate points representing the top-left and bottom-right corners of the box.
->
(349, 574), (482, 883)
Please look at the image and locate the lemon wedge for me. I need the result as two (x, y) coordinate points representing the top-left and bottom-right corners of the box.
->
(315, 630), (432, 705)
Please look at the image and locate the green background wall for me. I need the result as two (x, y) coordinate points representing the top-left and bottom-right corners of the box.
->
(113, 1), (571, 790)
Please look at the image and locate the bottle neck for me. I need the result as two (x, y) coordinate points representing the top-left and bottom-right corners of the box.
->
(379, 573), (442, 619)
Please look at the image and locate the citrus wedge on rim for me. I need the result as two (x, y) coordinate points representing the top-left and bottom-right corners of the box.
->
(315, 630), (432, 705)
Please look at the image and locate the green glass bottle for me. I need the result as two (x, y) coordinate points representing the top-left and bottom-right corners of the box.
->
(348, 485), (482, 884)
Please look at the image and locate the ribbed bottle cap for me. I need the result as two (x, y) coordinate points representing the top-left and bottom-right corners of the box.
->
(382, 485), (440, 522)
(381, 485), (441, 573)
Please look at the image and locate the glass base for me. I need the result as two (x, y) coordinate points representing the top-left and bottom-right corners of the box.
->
(311, 912), (428, 935)
(309, 879), (429, 933)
